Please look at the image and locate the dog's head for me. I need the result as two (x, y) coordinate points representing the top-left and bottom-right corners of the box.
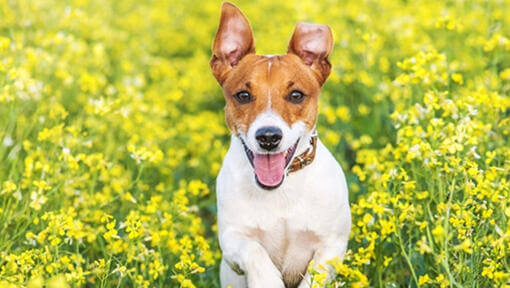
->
(211, 2), (333, 190)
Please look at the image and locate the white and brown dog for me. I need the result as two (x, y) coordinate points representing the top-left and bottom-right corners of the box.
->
(210, 3), (351, 288)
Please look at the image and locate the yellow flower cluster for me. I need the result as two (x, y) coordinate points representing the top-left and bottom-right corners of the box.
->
(0, 0), (508, 287)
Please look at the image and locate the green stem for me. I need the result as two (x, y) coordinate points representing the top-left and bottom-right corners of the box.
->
(397, 229), (419, 287)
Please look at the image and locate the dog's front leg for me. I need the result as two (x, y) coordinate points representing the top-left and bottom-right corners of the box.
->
(297, 237), (349, 288)
(220, 229), (285, 288)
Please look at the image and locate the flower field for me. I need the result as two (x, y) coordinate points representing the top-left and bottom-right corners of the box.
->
(0, 0), (509, 287)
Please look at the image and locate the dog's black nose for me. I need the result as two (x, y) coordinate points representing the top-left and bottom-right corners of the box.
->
(255, 126), (282, 151)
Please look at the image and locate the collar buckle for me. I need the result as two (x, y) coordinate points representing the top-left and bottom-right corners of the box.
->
(287, 132), (318, 175)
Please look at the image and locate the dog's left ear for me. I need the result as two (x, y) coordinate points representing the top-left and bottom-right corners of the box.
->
(288, 22), (333, 85)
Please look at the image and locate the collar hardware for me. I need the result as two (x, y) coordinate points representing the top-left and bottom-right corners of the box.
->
(287, 133), (317, 175)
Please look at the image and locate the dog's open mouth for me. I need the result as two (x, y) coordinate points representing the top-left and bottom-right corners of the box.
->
(241, 139), (299, 190)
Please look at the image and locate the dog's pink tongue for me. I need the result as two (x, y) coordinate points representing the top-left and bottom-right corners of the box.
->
(253, 152), (285, 187)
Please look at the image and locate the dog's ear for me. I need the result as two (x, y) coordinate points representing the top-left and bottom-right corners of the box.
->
(210, 2), (255, 84)
(288, 22), (333, 85)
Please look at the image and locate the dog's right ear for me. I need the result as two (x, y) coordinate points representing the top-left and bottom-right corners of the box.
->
(210, 2), (255, 84)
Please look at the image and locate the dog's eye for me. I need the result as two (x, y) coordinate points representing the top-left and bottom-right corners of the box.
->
(287, 90), (306, 104)
(233, 90), (253, 104)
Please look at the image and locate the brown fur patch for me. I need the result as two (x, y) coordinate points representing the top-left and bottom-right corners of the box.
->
(222, 54), (322, 135)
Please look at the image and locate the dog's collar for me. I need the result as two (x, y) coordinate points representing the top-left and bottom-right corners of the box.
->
(287, 131), (317, 175)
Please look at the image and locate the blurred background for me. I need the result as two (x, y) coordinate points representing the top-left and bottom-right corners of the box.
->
(0, 0), (509, 287)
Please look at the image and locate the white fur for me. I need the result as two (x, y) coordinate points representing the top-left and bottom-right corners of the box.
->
(243, 110), (305, 156)
(217, 123), (351, 287)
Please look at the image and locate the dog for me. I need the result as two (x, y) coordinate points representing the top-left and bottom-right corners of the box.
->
(210, 3), (351, 288)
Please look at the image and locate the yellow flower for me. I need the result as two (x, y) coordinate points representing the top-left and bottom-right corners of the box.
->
(1, 180), (17, 194)
(500, 68), (510, 80)
(379, 218), (396, 236)
(418, 274), (431, 285)
(432, 225), (445, 243)
(435, 274), (450, 287)
(383, 256), (392, 267)
(417, 236), (433, 254)
(451, 73), (463, 84)
(0, 36), (10, 51)
(358, 104), (370, 116)
(335, 106), (351, 122)
(46, 275), (70, 288)
(455, 239), (473, 254)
